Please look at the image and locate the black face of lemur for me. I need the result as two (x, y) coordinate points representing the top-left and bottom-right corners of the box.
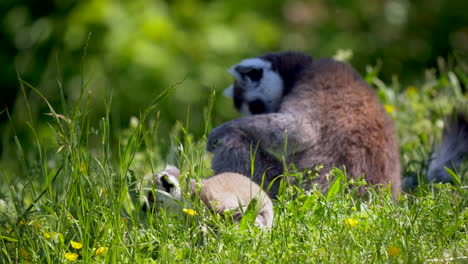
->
(235, 66), (264, 82)
(142, 175), (175, 212)
(160, 176), (175, 192)
(232, 66), (266, 114)
(226, 52), (314, 116)
(232, 81), (268, 115)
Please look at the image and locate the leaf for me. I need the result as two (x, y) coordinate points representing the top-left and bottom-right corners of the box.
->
(238, 197), (258, 230)
(445, 167), (461, 186)
(326, 175), (341, 200)
(0, 235), (18, 242)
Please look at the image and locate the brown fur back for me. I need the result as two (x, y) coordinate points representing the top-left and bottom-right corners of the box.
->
(285, 59), (401, 196)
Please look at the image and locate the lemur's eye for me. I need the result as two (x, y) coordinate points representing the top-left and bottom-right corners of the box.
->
(235, 66), (263, 82)
(244, 69), (263, 82)
(161, 175), (174, 192)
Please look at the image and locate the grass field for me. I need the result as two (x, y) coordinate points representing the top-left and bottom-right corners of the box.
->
(0, 61), (467, 263)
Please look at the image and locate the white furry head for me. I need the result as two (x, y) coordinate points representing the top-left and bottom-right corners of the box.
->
(224, 57), (284, 115)
(144, 165), (182, 212)
(224, 52), (314, 115)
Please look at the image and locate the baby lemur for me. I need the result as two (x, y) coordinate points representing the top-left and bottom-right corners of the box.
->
(207, 51), (401, 197)
(144, 165), (274, 229)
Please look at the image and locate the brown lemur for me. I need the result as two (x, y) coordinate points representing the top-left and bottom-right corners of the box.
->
(143, 165), (274, 229)
(206, 51), (402, 198)
(208, 51), (468, 196)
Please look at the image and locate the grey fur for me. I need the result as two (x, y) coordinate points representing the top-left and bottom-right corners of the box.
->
(427, 112), (468, 183)
(208, 51), (401, 198)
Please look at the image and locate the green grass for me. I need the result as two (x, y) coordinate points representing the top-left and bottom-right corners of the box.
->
(1, 62), (467, 263)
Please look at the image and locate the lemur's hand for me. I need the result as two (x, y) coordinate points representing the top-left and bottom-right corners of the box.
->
(207, 121), (240, 152)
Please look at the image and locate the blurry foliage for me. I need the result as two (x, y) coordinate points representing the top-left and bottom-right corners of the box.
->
(1, 0), (468, 168)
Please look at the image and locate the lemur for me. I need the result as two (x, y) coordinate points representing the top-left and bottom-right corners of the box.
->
(143, 165), (274, 229)
(208, 51), (467, 196)
(427, 112), (468, 183)
(207, 51), (401, 197)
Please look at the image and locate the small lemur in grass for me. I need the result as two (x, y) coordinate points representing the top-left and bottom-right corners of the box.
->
(207, 51), (402, 198)
(143, 165), (274, 229)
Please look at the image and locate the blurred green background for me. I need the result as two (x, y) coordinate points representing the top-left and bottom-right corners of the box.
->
(1, 0), (467, 167)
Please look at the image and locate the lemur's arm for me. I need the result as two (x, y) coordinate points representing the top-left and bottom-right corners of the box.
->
(207, 112), (318, 155)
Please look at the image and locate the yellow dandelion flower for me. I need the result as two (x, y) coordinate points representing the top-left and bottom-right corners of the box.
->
(351, 206), (357, 211)
(64, 252), (79, 261)
(95, 246), (108, 256)
(70, 240), (83, 249)
(344, 218), (359, 227)
(384, 104), (395, 114)
(183, 208), (197, 216)
(387, 245), (401, 256)
(44, 232), (57, 238)
(44, 232), (58, 239)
